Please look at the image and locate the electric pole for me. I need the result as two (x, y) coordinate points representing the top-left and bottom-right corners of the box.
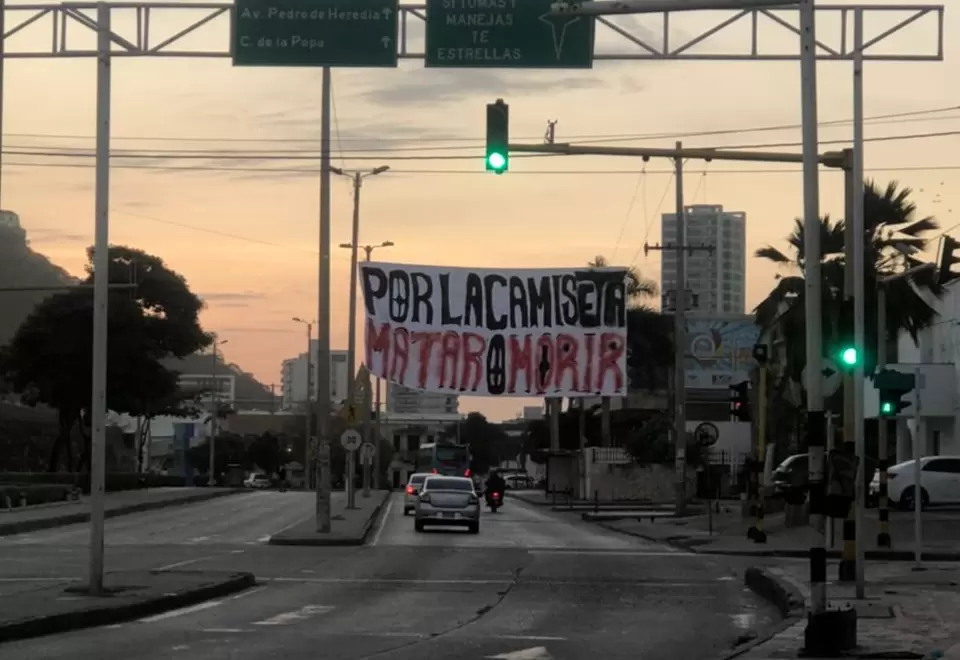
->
(293, 317), (313, 488)
(642, 141), (715, 516)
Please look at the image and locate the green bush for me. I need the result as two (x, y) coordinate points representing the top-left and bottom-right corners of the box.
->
(0, 472), (193, 491)
(0, 483), (74, 508)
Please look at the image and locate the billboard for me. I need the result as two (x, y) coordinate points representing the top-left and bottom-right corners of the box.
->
(685, 316), (760, 389)
(360, 262), (628, 397)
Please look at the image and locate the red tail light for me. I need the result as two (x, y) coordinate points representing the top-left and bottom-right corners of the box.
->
(405, 485), (414, 495)
(464, 469), (471, 477)
(432, 468), (438, 474)
(493, 492), (501, 500)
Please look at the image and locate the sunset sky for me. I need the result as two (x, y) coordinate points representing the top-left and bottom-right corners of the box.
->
(3, 1), (956, 420)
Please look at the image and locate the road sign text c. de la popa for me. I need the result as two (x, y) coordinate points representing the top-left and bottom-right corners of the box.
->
(425, 0), (594, 69)
(232, 0), (400, 67)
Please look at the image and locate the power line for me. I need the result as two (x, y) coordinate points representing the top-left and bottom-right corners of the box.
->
(3, 103), (958, 151)
(6, 160), (960, 176)
(4, 127), (958, 163)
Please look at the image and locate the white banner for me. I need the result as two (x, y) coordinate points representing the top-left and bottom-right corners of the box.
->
(360, 262), (628, 397)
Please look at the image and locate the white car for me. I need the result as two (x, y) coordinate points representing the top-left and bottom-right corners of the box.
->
(244, 473), (271, 489)
(870, 456), (960, 509)
(414, 476), (481, 534)
(403, 473), (433, 516)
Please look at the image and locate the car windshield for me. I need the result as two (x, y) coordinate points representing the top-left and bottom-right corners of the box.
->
(425, 478), (472, 491)
(411, 475), (427, 486)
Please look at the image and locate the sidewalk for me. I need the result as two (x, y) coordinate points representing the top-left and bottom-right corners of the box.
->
(597, 505), (960, 561)
(0, 570), (255, 643)
(269, 489), (390, 546)
(0, 487), (247, 536)
(508, 489), (677, 510)
(738, 561), (960, 659)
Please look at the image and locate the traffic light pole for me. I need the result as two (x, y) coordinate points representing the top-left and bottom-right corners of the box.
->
(876, 286), (891, 548)
(912, 367), (923, 569)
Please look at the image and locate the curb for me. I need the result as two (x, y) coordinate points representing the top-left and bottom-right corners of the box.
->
(268, 491), (390, 547)
(592, 521), (960, 562)
(0, 489), (247, 537)
(0, 571), (256, 644)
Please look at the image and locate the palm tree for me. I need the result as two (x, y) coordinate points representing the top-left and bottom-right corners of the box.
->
(754, 180), (942, 383)
(588, 255), (657, 306)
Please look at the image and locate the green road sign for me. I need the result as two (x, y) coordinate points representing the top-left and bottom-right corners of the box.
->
(425, 0), (594, 69)
(232, 0), (399, 67)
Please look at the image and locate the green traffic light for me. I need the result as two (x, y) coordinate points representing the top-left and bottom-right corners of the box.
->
(880, 401), (894, 415)
(487, 152), (506, 171)
(840, 347), (858, 366)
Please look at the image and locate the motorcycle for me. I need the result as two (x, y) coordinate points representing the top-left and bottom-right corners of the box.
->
(486, 490), (503, 513)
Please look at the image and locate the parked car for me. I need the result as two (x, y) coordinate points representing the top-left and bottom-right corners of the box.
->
(244, 473), (272, 489)
(770, 452), (878, 505)
(870, 456), (960, 510)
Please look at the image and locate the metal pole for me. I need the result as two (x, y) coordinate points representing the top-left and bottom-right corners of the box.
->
(839, 152), (856, 583)
(913, 367), (922, 568)
(753, 360), (768, 542)
(346, 173), (362, 407)
(208, 342), (219, 486)
(549, 397), (560, 451)
(0, 0), (5, 208)
(366, 249), (383, 490)
(305, 322), (313, 489)
(347, 450), (356, 508)
(87, 0), (111, 596)
(876, 287), (891, 547)
(673, 140), (687, 516)
(826, 410), (835, 547)
(362, 372), (372, 498)
(852, 8), (867, 599)
(315, 66), (333, 533)
(799, 0), (827, 619)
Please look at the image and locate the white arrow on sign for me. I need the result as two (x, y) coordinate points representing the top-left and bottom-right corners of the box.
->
(340, 429), (362, 452)
(381, 36), (392, 47)
(802, 357), (843, 397)
(487, 647), (554, 660)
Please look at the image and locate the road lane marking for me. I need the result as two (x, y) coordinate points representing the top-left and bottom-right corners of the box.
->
(500, 635), (567, 641)
(370, 496), (394, 547)
(138, 600), (222, 623)
(527, 549), (696, 557)
(229, 586), (265, 601)
(253, 604), (334, 626)
(260, 577), (512, 585)
(153, 557), (212, 571)
(201, 628), (254, 633)
(185, 536), (211, 544)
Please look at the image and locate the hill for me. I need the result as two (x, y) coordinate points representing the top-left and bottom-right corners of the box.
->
(0, 216), (76, 347)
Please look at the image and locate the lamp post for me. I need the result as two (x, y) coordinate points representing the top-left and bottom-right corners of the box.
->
(293, 317), (314, 487)
(330, 165), (390, 408)
(208, 337), (228, 487)
(339, 240), (395, 488)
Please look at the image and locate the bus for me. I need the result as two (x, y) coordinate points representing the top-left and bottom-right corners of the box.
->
(416, 442), (472, 478)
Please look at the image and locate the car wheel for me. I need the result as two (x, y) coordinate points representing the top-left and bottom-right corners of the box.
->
(414, 520), (425, 533)
(468, 522), (479, 534)
(900, 486), (930, 511)
(403, 508), (410, 516)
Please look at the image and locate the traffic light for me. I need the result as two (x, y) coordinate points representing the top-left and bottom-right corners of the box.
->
(730, 381), (751, 421)
(938, 235), (960, 286)
(836, 297), (859, 368)
(874, 368), (916, 417)
(485, 99), (509, 174)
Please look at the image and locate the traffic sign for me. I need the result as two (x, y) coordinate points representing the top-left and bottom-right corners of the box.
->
(232, 0), (400, 68)
(340, 429), (362, 452)
(802, 358), (842, 397)
(694, 422), (719, 447)
(360, 442), (376, 464)
(424, 0), (594, 69)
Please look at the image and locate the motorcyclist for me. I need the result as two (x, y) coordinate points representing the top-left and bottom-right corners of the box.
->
(484, 470), (506, 502)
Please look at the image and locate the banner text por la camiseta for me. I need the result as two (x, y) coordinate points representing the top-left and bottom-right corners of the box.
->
(360, 263), (628, 397)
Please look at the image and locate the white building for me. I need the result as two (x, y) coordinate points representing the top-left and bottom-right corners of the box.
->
(661, 204), (746, 315)
(878, 278), (960, 461)
(386, 382), (459, 415)
(280, 343), (350, 409)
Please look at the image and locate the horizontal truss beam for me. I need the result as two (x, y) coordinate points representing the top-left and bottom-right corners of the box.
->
(0, 2), (943, 61)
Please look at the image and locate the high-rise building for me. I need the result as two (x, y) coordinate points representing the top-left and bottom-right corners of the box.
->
(386, 383), (459, 415)
(660, 204), (746, 315)
(280, 343), (350, 409)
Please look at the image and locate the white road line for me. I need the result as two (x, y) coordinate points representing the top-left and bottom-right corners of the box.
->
(260, 577), (512, 585)
(253, 604), (334, 626)
(527, 550), (696, 557)
(370, 496), (393, 547)
(201, 628), (254, 633)
(185, 536), (211, 544)
(138, 600), (223, 623)
(500, 635), (568, 641)
(0, 577), (80, 582)
(153, 557), (210, 571)
(228, 586), (266, 601)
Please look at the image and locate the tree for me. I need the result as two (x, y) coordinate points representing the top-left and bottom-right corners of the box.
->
(753, 180), (941, 383)
(444, 412), (511, 474)
(625, 306), (673, 391)
(587, 255), (657, 305)
(0, 245), (210, 472)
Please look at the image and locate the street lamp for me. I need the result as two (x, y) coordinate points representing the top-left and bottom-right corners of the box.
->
(329, 165), (390, 409)
(208, 336), (228, 487)
(338, 239), (394, 490)
(292, 316), (314, 486)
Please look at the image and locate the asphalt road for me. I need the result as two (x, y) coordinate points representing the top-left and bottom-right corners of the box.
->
(0, 492), (778, 660)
